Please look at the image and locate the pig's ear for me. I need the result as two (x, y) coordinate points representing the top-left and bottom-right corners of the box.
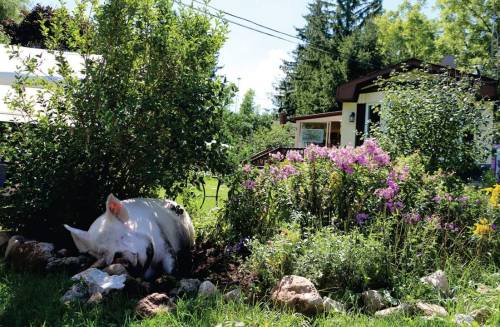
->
(64, 224), (93, 253)
(106, 193), (129, 223)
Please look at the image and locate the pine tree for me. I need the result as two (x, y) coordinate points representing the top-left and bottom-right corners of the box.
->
(275, 0), (383, 116)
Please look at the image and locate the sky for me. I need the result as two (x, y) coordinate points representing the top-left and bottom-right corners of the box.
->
(36, 0), (437, 111)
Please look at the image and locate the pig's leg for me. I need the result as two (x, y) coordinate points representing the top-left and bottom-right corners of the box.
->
(162, 252), (175, 274)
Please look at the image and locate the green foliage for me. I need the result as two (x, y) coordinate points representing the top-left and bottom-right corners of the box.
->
(374, 69), (493, 176)
(0, 0), (29, 21)
(0, 0), (233, 242)
(374, 0), (439, 64)
(0, 27), (10, 43)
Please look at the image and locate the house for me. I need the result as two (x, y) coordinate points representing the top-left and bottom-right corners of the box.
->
(293, 58), (498, 149)
(0, 44), (85, 123)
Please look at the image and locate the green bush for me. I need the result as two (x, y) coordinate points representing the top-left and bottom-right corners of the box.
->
(0, 0), (233, 243)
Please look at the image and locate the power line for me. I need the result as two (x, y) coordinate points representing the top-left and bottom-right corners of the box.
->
(190, 0), (303, 42)
(174, 0), (333, 55)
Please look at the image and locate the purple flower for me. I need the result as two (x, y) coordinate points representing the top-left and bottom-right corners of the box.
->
(242, 179), (256, 190)
(279, 164), (299, 179)
(403, 212), (422, 224)
(356, 213), (369, 225)
(242, 164), (252, 173)
(442, 223), (459, 232)
(375, 187), (397, 200)
(305, 144), (329, 162)
(432, 195), (442, 203)
(455, 196), (469, 203)
(330, 147), (356, 174)
(270, 152), (284, 161)
(286, 150), (304, 162)
(385, 201), (404, 213)
(492, 224), (497, 231)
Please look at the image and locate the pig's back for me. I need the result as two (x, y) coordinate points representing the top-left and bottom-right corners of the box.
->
(122, 198), (194, 253)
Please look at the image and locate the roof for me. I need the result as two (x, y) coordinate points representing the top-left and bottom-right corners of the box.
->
(336, 58), (499, 102)
(0, 45), (86, 122)
(290, 111), (342, 122)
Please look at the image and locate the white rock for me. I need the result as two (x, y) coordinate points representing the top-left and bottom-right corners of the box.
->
(179, 278), (201, 296)
(362, 290), (387, 313)
(60, 284), (88, 304)
(271, 275), (324, 314)
(198, 281), (217, 297)
(214, 321), (245, 327)
(415, 302), (448, 317)
(374, 303), (411, 317)
(223, 288), (242, 301)
(322, 297), (345, 313)
(420, 270), (449, 294)
(71, 267), (126, 294)
(454, 314), (474, 326)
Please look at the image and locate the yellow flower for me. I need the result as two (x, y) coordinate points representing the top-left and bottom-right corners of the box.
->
(482, 184), (500, 207)
(473, 219), (495, 238)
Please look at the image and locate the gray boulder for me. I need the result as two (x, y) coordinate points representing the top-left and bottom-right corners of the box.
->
(135, 293), (176, 318)
(271, 275), (324, 315)
(178, 278), (201, 296)
(420, 270), (450, 294)
(198, 280), (217, 297)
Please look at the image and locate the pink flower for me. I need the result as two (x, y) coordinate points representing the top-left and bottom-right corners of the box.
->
(270, 152), (284, 161)
(286, 150), (304, 162)
(305, 144), (329, 162)
(280, 164), (299, 178)
(242, 164), (252, 173)
(242, 179), (256, 190)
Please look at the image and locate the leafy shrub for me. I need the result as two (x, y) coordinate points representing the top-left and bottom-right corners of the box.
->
(0, 0), (233, 243)
(294, 229), (388, 292)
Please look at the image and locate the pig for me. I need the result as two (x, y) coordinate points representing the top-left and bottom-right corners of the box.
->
(64, 194), (195, 278)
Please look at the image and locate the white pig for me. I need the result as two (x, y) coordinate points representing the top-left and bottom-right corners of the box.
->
(64, 194), (194, 278)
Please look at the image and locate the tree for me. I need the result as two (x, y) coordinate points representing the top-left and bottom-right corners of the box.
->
(374, 0), (439, 64)
(436, 0), (499, 77)
(0, 0), (29, 21)
(375, 69), (493, 177)
(275, 0), (383, 116)
(239, 89), (258, 116)
(0, 0), (234, 242)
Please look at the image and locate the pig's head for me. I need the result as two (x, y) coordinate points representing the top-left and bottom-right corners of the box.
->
(64, 194), (151, 268)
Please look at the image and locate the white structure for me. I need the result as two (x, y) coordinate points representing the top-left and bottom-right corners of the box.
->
(0, 45), (85, 122)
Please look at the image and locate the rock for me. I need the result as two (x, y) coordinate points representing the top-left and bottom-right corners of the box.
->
(322, 297), (345, 314)
(5, 237), (55, 271)
(46, 256), (90, 274)
(178, 278), (201, 296)
(270, 275), (324, 315)
(72, 268), (127, 294)
(362, 290), (387, 313)
(420, 270), (449, 294)
(374, 304), (411, 317)
(135, 293), (175, 318)
(60, 284), (88, 304)
(454, 314), (474, 326)
(414, 302), (448, 317)
(223, 288), (242, 302)
(104, 264), (128, 276)
(168, 288), (180, 298)
(0, 231), (10, 254)
(87, 292), (103, 305)
(214, 322), (245, 327)
(198, 281), (217, 297)
(57, 248), (70, 257)
(469, 308), (491, 324)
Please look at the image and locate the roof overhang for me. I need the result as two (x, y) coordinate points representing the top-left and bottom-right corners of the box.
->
(291, 111), (342, 123)
(336, 58), (499, 102)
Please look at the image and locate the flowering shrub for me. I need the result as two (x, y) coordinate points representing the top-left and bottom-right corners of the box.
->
(221, 140), (498, 262)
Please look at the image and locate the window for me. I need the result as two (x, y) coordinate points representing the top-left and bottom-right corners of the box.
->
(301, 122), (327, 147)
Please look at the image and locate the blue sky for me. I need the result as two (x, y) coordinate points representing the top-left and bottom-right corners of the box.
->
(36, 1), (436, 110)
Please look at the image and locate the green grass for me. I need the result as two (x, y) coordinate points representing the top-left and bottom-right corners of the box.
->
(0, 261), (498, 327)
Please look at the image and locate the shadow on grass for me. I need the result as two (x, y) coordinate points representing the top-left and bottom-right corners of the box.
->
(0, 263), (136, 327)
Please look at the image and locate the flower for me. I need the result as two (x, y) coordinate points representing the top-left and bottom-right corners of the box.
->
(286, 150), (304, 162)
(455, 196), (469, 203)
(356, 213), (369, 225)
(385, 201), (404, 213)
(403, 212), (422, 224)
(482, 184), (500, 207)
(280, 164), (299, 179)
(242, 164), (252, 173)
(270, 151), (284, 161)
(305, 144), (329, 162)
(442, 222), (459, 232)
(473, 218), (495, 237)
(242, 179), (256, 190)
